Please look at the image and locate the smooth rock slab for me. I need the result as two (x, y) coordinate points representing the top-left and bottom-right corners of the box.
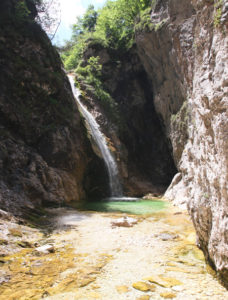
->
(132, 281), (155, 292)
(137, 296), (151, 300)
(160, 292), (177, 299)
(144, 275), (183, 288)
(115, 285), (129, 293)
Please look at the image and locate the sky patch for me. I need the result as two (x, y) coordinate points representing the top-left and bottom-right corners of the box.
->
(54, 0), (106, 45)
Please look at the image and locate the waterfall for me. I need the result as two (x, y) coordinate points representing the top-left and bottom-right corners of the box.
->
(68, 75), (123, 197)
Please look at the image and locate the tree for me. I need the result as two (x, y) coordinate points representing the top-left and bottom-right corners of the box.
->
(62, 0), (152, 69)
(94, 0), (151, 49)
(72, 5), (98, 41)
(82, 5), (98, 32)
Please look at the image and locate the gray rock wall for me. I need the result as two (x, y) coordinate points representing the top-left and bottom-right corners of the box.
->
(136, 0), (228, 285)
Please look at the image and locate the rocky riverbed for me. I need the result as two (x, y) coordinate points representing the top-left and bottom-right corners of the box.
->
(0, 200), (227, 300)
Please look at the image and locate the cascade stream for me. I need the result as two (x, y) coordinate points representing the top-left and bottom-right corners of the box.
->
(68, 75), (123, 198)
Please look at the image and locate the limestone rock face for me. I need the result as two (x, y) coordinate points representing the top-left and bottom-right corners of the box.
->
(136, 0), (228, 285)
(0, 0), (107, 214)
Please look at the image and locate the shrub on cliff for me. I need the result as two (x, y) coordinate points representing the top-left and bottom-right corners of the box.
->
(76, 56), (117, 120)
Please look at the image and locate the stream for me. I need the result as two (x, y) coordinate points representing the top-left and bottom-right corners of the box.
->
(0, 199), (227, 300)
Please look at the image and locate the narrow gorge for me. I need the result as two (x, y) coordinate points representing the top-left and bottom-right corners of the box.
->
(0, 0), (227, 298)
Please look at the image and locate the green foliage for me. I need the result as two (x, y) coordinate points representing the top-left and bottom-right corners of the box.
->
(62, 0), (152, 70)
(214, 8), (222, 27)
(135, 6), (167, 33)
(170, 101), (189, 133)
(15, 0), (30, 22)
(135, 7), (153, 32)
(75, 56), (119, 122)
(61, 0), (152, 123)
(94, 0), (151, 49)
(81, 5), (98, 32)
(214, 0), (223, 27)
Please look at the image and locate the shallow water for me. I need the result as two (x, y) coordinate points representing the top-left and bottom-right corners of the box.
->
(78, 199), (167, 215)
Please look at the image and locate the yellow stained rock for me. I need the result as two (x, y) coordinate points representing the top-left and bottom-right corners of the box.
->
(132, 281), (155, 292)
(160, 292), (177, 298)
(136, 296), (150, 300)
(9, 228), (23, 237)
(166, 262), (177, 267)
(79, 276), (96, 287)
(116, 285), (130, 293)
(186, 232), (196, 244)
(88, 291), (101, 299)
(165, 266), (191, 273)
(144, 275), (183, 288)
(91, 284), (101, 289)
(4, 288), (42, 300)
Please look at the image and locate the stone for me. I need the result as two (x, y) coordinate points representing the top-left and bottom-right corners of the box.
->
(0, 239), (8, 245)
(157, 233), (178, 241)
(16, 241), (33, 248)
(35, 244), (55, 255)
(137, 296), (150, 300)
(111, 217), (138, 228)
(115, 285), (130, 293)
(186, 233), (196, 244)
(160, 292), (177, 299)
(9, 228), (23, 237)
(132, 281), (155, 292)
(88, 292), (101, 298)
(0, 270), (11, 284)
(0, 209), (13, 221)
(165, 266), (191, 273)
(145, 276), (183, 288)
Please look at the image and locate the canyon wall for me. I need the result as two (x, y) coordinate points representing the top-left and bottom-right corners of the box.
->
(135, 0), (228, 285)
(0, 0), (107, 215)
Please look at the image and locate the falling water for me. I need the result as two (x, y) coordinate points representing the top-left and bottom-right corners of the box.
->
(68, 75), (123, 197)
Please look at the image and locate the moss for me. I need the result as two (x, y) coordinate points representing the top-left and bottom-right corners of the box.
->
(214, 0), (223, 28)
(0, 239), (8, 245)
(135, 7), (153, 33)
(154, 19), (168, 31)
(170, 101), (189, 131)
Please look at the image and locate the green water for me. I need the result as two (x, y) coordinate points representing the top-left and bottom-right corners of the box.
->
(80, 199), (167, 215)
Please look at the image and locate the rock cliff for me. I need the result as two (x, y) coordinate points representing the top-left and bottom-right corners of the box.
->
(0, 0), (107, 215)
(79, 45), (177, 197)
(135, 0), (228, 286)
